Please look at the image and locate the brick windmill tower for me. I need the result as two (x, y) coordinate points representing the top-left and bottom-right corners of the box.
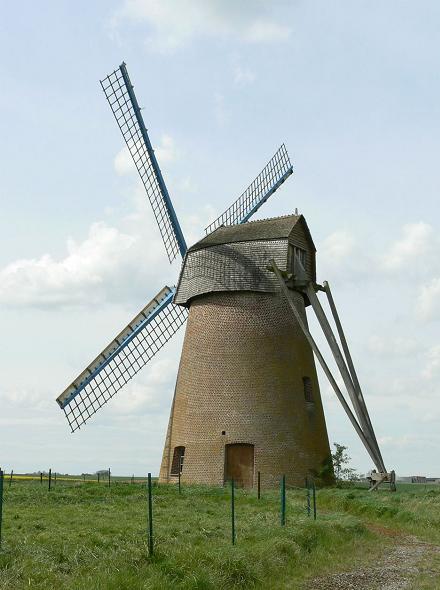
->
(56, 63), (391, 489)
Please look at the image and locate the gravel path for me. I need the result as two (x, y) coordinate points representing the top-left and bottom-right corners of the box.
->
(306, 527), (440, 590)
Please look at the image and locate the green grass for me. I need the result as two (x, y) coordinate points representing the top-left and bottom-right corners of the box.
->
(0, 481), (437, 589)
(317, 484), (440, 543)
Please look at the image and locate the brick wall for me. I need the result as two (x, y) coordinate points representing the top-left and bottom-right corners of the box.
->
(159, 290), (332, 487)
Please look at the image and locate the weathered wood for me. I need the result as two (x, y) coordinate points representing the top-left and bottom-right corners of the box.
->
(322, 281), (386, 472)
(306, 284), (384, 472)
(271, 261), (381, 471)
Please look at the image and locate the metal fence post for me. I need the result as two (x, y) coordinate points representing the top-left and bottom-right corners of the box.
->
(280, 475), (286, 526)
(257, 471), (261, 500)
(108, 468), (111, 488)
(9, 470), (13, 488)
(98, 472), (100, 483)
(306, 478), (311, 517)
(0, 469), (3, 549)
(40, 472), (43, 485)
(231, 478), (235, 545)
(312, 482), (317, 520)
(48, 469), (52, 492)
(54, 472), (57, 486)
(147, 473), (154, 555)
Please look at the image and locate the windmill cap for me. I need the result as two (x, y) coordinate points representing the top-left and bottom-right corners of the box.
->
(188, 214), (315, 253)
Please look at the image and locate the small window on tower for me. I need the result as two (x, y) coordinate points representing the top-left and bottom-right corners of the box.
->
(295, 247), (307, 270)
(303, 377), (314, 403)
(171, 446), (185, 475)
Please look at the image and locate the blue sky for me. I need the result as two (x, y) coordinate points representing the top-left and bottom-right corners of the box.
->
(1, 1), (439, 477)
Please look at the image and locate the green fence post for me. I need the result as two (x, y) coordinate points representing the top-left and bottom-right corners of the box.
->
(0, 469), (3, 549)
(231, 478), (236, 545)
(312, 482), (317, 520)
(306, 479), (311, 517)
(9, 470), (13, 488)
(147, 473), (154, 556)
(54, 472), (57, 487)
(280, 475), (286, 526)
(48, 469), (52, 492)
(257, 471), (261, 500)
(108, 468), (111, 488)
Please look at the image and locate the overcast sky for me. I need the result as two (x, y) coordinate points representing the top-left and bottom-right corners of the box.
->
(1, 1), (439, 477)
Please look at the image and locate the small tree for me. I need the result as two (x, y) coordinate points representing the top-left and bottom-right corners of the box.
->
(332, 443), (358, 483)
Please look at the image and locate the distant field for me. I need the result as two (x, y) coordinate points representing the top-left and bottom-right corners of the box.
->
(0, 479), (439, 589)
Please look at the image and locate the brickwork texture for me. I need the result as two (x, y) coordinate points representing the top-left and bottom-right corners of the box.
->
(159, 289), (332, 487)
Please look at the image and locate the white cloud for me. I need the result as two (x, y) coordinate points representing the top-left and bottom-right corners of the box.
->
(0, 179), (176, 310)
(367, 335), (419, 357)
(214, 92), (229, 126)
(0, 223), (137, 308)
(381, 222), (433, 271)
(234, 65), (256, 86)
(109, 356), (178, 415)
(242, 19), (290, 43)
(321, 230), (355, 262)
(111, 0), (291, 52)
(422, 345), (440, 380)
(417, 277), (440, 321)
(114, 134), (177, 176)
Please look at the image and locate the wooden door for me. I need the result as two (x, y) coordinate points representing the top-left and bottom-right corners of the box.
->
(225, 444), (254, 488)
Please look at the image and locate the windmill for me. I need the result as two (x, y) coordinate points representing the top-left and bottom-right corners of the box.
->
(56, 63), (393, 490)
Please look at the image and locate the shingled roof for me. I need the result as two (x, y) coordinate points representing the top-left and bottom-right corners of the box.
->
(188, 214), (315, 252)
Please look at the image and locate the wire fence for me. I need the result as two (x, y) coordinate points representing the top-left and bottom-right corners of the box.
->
(0, 467), (320, 554)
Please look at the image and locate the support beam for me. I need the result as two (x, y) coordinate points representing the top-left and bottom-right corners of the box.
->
(270, 261), (382, 471)
(323, 281), (386, 472)
(305, 284), (385, 472)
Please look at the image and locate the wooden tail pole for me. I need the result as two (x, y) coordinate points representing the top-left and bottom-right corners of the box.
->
(270, 261), (380, 470)
(306, 284), (384, 472)
(322, 281), (386, 471)
(147, 473), (154, 555)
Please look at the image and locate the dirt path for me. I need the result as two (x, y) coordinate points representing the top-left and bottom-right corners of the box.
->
(307, 525), (440, 590)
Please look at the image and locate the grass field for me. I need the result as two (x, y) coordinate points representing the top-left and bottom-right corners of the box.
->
(0, 479), (439, 589)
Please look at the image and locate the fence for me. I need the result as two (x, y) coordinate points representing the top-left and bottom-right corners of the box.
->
(0, 466), (319, 556)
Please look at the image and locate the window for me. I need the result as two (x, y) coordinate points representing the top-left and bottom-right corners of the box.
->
(170, 446), (185, 475)
(294, 247), (307, 270)
(303, 377), (314, 403)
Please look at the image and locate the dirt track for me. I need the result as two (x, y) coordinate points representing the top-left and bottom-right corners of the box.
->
(307, 526), (440, 590)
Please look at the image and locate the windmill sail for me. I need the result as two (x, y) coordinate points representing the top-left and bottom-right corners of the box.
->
(101, 63), (187, 262)
(57, 286), (187, 432)
(204, 144), (293, 234)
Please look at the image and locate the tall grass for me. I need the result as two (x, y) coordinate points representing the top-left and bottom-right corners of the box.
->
(317, 485), (440, 543)
(0, 480), (388, 589)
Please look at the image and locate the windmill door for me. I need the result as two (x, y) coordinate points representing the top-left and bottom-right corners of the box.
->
(225, 444), (254, 488)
